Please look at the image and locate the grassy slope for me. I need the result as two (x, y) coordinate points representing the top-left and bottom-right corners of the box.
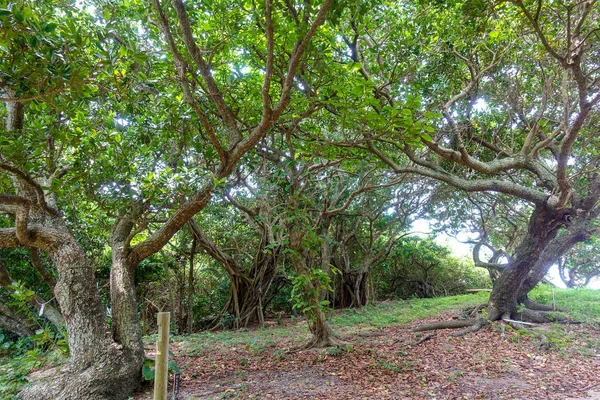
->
(1, 286), (599, 398)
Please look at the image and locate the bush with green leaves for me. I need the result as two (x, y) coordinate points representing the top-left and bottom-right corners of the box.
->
(2, 281), (69, 355)
(374, 237), (490, 299)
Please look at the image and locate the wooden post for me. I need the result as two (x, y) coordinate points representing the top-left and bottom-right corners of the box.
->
(154, 312), (170, 400)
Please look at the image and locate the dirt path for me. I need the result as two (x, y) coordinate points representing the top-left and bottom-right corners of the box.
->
(135, 315), (600, 399)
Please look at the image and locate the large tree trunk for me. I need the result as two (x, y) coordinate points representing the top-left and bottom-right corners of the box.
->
(415, 205), (573, 336)
(4, 99), (140, 399)
(517, 210), (597, 301)
(109, 243), (145, 370)
(486, 204), (568, 320)
(20, 224), (142, 400)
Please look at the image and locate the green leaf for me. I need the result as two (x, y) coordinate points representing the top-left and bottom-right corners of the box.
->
(42, 22), (57, 32)
(168, 360), (181, 373)
(0, 9), (11, 17)
(142, 364), (155, 381)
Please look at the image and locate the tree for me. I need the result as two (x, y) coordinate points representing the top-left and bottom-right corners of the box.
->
(326, 0), (600, 331)
(188, 194), (283, 329)
(330, 182), (427, 307)
(558, 237), (600, 288)
(0, 0), (334, 397)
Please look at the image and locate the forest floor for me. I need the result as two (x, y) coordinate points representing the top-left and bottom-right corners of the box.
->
(134, 289), (600, 400)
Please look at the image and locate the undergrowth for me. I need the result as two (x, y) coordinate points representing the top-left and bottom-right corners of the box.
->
(0, 341), (66, 400)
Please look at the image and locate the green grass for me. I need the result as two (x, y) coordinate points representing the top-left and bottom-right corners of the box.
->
(529, 285), (600, 321)
(173, 324), (310, 356)
(165, 292), (491, 356)
(330, 292), (490, 330)
(527, 286), (600, 355)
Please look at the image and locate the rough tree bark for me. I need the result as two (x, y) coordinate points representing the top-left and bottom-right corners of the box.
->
(485, 205), (569, 320)
(4, 211), (143, 400)
(517, 182), (600, 300)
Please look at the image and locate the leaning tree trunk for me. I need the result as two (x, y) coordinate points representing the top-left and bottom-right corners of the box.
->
(517, 214), (594, 303)
(486, 204), (569, 321)
(516, 178), (600, 307)
(416, 204), (572, 336)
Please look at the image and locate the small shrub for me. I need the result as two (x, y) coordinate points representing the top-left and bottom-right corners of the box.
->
(141, 355), (181, 382)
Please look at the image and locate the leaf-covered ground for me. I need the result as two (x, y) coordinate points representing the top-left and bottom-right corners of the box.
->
(134, 291), (600, 399)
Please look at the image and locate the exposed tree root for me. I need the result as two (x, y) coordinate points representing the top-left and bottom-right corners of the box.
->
(413, 319), (476, 332)
(513, 308), (569, 323)
(286, 334), (348, 353)
(413, 303), (577, 340)
(451, 318), (487, 337)
(501, 318), (550, 349)
(523, 298), (569, 313)
(415, 333), (435, 345)
(457, 304), (486, 320)
(303, 335), (348, 350)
